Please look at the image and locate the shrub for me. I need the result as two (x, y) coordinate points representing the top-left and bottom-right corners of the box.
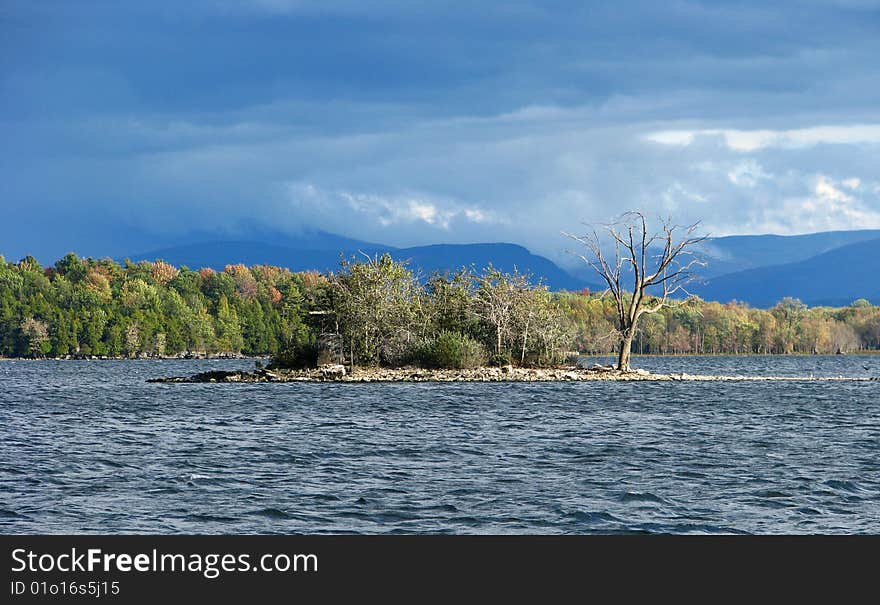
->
(379, 332), (421, 368)
(421, 331), (487, 369)
(486, 352), (513, 367)
(270, 335), (319, 369)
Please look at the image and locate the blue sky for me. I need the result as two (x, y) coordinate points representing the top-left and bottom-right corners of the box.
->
(3, 0), (880, 264)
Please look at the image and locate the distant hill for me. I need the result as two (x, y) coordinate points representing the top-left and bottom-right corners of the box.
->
(125, 241), (354, 274)
(695, 229), (880, 277)
(568, 228), (880, 280)
(125, 240), (595, 291)
(225, 227), (391, 252)
(82, 227), (880, 304)
(692, 237), (880, 307)
(564, 228), (880, 305)
(389, 243), (591, 291)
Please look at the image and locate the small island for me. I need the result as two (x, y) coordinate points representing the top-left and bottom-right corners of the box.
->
(148, 364), (880, 383)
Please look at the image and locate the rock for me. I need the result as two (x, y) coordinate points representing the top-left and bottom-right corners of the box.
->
(588, 363), (615, 372)
(255, 368), (280, 381)
(191, 370), (240, 382)
(146, 364), (878, 384)
(320, 364), (347, 380)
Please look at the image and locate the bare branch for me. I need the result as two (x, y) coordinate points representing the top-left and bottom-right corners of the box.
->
(564, 212), (708, 371)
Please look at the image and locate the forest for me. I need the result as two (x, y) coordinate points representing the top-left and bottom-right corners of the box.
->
(1, 252), (879, 363)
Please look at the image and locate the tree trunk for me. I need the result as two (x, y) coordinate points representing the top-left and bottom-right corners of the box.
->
(617, 330), (634, 371)
(521, 317), (530, 365)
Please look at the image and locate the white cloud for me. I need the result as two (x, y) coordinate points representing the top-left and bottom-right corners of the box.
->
(284, 182), (499, 239)
(746, 174), (880, 235)
(814, 175), (853, 203)
(463, 208), (489, 223)
(661, 182), (708, 211)
(727, 160), (770, 188)
(645, 130), (697, 146)
(647, 124), (880, 152)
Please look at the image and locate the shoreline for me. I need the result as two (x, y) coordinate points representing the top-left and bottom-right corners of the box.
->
(0, 354), (270, 361)
(147, 365), (880, 384)
(4, 350), (880, 362)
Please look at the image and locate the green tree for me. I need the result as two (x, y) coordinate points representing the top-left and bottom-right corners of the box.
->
(333, 253), (420, 366)
(215, 295), (244, 353)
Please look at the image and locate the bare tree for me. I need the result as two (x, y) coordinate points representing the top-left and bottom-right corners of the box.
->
(20, 317), (50, 358)
(471, 266), (524, 359)
(565, 212), (707, 371)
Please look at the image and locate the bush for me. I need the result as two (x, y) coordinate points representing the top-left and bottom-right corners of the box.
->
(379, 332), (421, 368)
(486, 352), (512, 367)
(270, 336), (319, 369)
(421, 331), (487, 369)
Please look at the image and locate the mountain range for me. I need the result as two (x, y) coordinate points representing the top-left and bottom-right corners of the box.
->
(124, 231), (591, 292)
(116, 227), (879, 308)
(691, 234), (879, 307)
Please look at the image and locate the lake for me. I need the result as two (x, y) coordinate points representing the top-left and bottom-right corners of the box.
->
(1, 356), (879, 534)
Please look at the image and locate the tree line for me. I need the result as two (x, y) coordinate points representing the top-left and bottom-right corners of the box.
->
(0, 253), (310, 359)
(0, 252), (570, 367)
(1, 252), (879, 363)
(557, 292), (880, 355)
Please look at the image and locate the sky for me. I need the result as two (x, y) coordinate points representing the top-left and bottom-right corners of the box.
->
(2, 0), (880, 265)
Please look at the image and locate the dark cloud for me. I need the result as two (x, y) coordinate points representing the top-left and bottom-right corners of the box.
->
(2, 0), (880, 263)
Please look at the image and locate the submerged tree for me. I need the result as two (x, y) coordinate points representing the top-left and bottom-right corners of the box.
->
(566, 211), (707, 371)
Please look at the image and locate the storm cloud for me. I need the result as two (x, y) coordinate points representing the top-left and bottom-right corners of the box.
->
(2, 0), (880, 265)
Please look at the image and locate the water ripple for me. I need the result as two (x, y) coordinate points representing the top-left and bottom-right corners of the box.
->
(1, 356), (879, 534)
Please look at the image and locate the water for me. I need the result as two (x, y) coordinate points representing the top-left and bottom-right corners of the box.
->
(1, 356), (879, 534)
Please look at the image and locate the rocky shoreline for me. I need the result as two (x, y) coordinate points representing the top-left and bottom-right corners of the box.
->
(1, 353), (268, 361)
(147, 364), (880, 383)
